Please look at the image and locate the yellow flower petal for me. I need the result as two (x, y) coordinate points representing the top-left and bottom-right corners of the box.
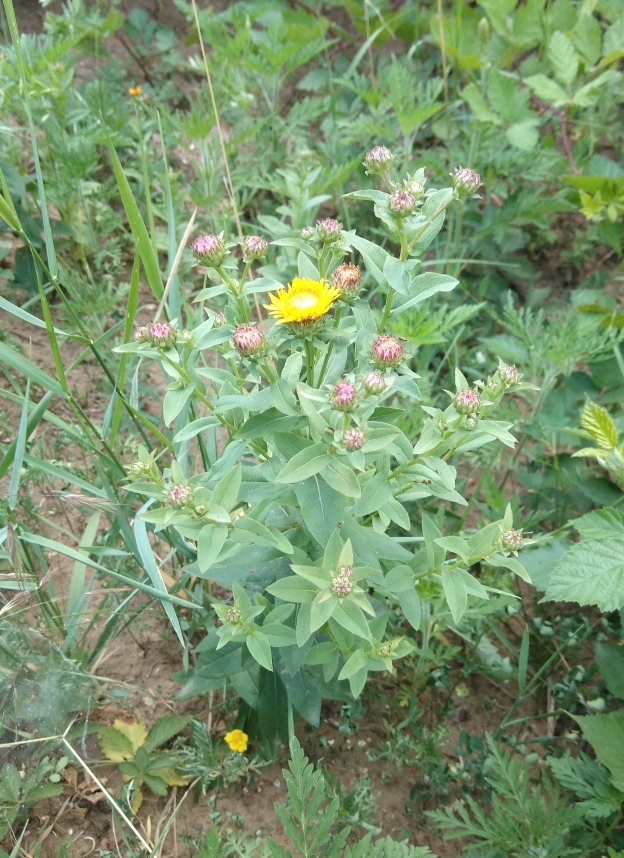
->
(264, 277), (340, 325)
(224, 729), (249, 753)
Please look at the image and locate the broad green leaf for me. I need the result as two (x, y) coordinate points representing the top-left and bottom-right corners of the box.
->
(232, 516), (294, 555)
(246, 631), (273, 671)
(579, 398), (618, 449)
(572, 509), (624, 540)
(320, 458), (361, 498)
(173, 416), (220, 443)
(197, 524), (228, 574)
(212, 463), (242, 510)
(525, 74), (569, 107)
(543, 538), (624, 612)
(266, 576), (317, 603)
(144, 715), (189, 753)
(548, 31), (579, 86)
(353, 473), (392, 516)
(338, 649), (368, 680)
(346, 231), (390, 289)
(332, 601), (371, 641)
(295, 475), (345, 545)
(441, 568), (468, 623)
(462, 82), (501, 124)
(574, 711), (624, 791)
(398, 585), (421, 631)
(275, 444), (330, 483)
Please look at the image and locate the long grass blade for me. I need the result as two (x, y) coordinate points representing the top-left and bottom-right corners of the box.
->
(7, 380), (30, 509)
(134, 512), (184, 645)
(0, 390), (54, 479)
(65, 512), (101, 650)
(110, 251), (141, 445)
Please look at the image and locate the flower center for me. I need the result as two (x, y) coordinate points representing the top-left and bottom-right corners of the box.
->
(290, 292), (318, 311)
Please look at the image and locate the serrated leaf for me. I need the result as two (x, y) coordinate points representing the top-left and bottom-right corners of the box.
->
(548, 31), (579, 86)
(525, 74), (569, 107)
(99, 720), (147, 761)
(580, 398), (618, 449)
(574, 711), (624, 791)
(144, 715), (188, 753)
(572, 509), (624, 540)
(543, 538), (624, 612)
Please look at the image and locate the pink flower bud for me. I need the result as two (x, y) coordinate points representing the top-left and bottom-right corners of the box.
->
(343, 428), (365, 451)
(148, 321), (177, 348)
(316, 218), (342, 243)
(331, 381), (358, 412)
(453, 167), (482, 196)
(388, 189), (416, 216)
(241, 235), (268, 261)
(499, 364), (522, 386)
(232, 324), (266, 358)
(454, 388), (480, 415)
(167, 484), (193, 507)
(362, 371), (386, 395)
(371, 335), (404, 370)
(191, 233), (226, 266)
(332, 263), (361, 300)
(363, 146), (393, 174)
(502, 529), (523, 551)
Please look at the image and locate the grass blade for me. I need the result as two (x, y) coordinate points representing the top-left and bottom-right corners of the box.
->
(0, 342), (66, 397)
(7, 380), (30, 509)
(65, 512), (101, 651)
(518, 624), (530, 695)
(110, 251), (140, 446)
(134, 512), (184, 646)
(106, 134), (164, 300)
(0, 390), (54, 479)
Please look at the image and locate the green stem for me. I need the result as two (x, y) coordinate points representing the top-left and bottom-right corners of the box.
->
(406, 195), (456, 255)
(316, 306), (344, 387)
(378, 287), (395, 333)
(304, 339), (315, 386)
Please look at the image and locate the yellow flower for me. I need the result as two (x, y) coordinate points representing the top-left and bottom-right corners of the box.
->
(128, 85), (142, 97)
(224, 729), (248, 753)
(264, 277), (340, 326)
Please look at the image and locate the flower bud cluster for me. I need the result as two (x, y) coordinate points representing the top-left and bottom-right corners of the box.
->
(499, 364), (522, 386)
(343, 427), (365, 451)
(388, 189), (416, 217)
(331, 380), (358, 412)
(135, 321), (178, 349)
(502, 529), (523, 551)
(331, 565), (353, 597)
(226, 606), (242, 624)
(241, 235), (268, 261)
(317, 218), (343, 243)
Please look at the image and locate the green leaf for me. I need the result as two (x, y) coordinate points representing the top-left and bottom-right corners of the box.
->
(233, 516), (294, 555)
(7, 380), (29, 510)
(346, 231), (390, 290)
(0, 342), (66, 398)
(573, 509), (624, 540)
(320, 458), (362, 498)
(573, 711), (624, 791)
(353, 473), (392, 516)
(525, 74), (569, 107)
(548, 31), (579, 86)
(266, 576), (317, 603)
(543, 538), (624, 612)
(572, 69), (622, 107)
(506, 119), (540, 151)
(247, 631), (273, 671)
(462, 82), (501, 124)
(295, 475), (345, 545)
(391, 272), (457, 316)
(338, 649), (368, 680)
(144, 715), (189, 753)
(275, 444), (330, 483)
(173, 416), (220, 443)
(135, 517), (184, 645)
(398, 586), (421, 631)
(441, 568), (467, 623)
(197, 524), (228, 574)
(106, 136), (163, 300)
(212, 463), (242, 510)
(332, 601), (372, 640)
(595, 643), (624, 701)
(579, 398), (618, 449)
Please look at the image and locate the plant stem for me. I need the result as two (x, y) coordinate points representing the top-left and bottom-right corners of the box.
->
(316, 306), (344, 386)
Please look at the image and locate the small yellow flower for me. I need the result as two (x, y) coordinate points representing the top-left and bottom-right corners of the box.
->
(128, 85), (142, 97)
(224, 728), (248, 753)
(264, 277), (340, 326)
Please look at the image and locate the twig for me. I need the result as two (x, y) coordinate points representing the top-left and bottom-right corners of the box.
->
(530, 95), (579, 174)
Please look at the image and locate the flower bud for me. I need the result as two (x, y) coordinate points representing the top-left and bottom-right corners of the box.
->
(453, 167), (482, 196)
(478, 17), (490, 54)
(404, 179), (425, 199)
(465, 416), (478, 430)
(332, 263), (361, 300)
(191, 233), (226, 266)
(126, 460), (149, 477)
(167, 484), (193, 507)
(300, 226), (314, 240)
(362, 371), (386, 395)
(363, 146), (393, 174)
(499, 364), (522, 386)
(193, 504), (207, 517)
(388, 189), (416, 217)
(339, 565), (353, 577)
(232, 324), (267, 358)
(134, 326), (150, 343)
(241, 235), (268, 261)
(212, 310), (227, 327)
(343, 427), (365, 451)
(371, 335), (404, 370)
(331, 381), (358, 412)
(454, 388), (480, 414)
(379, 642), (392, 657)
(317, 218), (342, 243)
(226, 606), (242, 624)
(331, 571), (353, 597)
(502, 529), (523, 551)
(148, 321), (177, 349)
